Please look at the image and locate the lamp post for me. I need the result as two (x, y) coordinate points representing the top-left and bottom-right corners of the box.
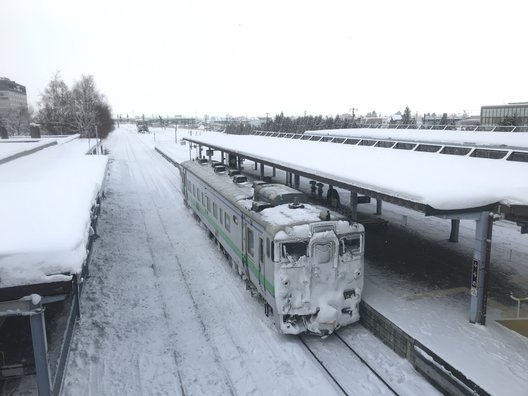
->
(95, 125), (100, 154)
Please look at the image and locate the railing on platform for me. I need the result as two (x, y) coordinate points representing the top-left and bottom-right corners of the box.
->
(252, 125), (528, 134)
(510, 293), (528, 318)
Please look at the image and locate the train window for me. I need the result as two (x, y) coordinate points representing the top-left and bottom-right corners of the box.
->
(201, 192), (205, 206)
(213, 202), (218, 218)
(266, 238), (270, 258)
(247, 228), (254, 257)
(219, 208), (223, 225)
(340, 237), (361, 255)
(224, 213), (230, 231)
(192, 184), (195, 197)
(282, 241), (308, 260)
(233, 215), (238, 225)
(206, 196), (210, 212)
(259, 238), (264, 262)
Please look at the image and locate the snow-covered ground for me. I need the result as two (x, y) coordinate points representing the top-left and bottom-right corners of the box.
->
(60, 125), (436, 395)
(153, 126), (528, 395)
(3, 125), (526, 395)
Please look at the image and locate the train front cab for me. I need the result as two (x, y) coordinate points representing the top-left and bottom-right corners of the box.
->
(273, 222), (364, 336)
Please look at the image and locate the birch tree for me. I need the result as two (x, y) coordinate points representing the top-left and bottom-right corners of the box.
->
(71, 75), (99, 138)
(38, 72), (73, 134)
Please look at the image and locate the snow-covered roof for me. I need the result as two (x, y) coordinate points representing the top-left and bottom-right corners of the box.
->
(307, 128), (528, 150)
(185, 132), (528, 212)
(0, 138), (107, 289)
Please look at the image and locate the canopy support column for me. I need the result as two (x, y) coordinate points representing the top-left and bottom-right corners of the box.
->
(350, 192), (358, 221)
(30, 303), (52, 396)
(375, 199), (383, 215)
(294, 174), (300, 189)
(260, 163), (265, 179)
(469, 212), (493, 325)
(449, 219), (460, 242)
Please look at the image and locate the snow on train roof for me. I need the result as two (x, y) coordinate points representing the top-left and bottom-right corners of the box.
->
(184, 160), (349, 232)
(308, 128), (528, 150)
(187, 132), (528, 211)
(0, 138), (107, 288)
(183, 160), (254, 201)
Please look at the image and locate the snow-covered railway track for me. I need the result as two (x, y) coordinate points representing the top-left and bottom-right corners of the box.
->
(299, 332), (399, 395)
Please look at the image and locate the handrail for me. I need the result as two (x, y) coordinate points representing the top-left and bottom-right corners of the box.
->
(510, 293), (528, 318)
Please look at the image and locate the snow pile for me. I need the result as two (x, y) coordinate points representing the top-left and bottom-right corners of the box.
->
(0, 138), (107, 288)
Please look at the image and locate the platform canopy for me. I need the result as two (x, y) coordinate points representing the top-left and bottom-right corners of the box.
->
(185, 132), (528, 220)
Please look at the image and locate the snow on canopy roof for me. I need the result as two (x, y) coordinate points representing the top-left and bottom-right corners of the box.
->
(0, 138), (107, 289)
(308, 128), (528, 150)
(186, 132), (528, 211)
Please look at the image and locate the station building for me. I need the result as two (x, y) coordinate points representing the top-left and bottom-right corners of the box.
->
(0, 77), (28, 115)
(480, 102), (528, 126)
(0, 77), (30, 135)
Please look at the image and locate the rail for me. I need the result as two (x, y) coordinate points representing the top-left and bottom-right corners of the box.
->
(298, 333), (399, 395)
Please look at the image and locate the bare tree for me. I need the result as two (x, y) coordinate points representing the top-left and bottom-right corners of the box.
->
(38, 72), (74, 134)
(71, 75), (99, 137)
(37, 72), (114, 138)
(4, 106), (30, 135)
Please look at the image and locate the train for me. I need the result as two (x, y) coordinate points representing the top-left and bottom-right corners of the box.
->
(180, 158), (365, 336)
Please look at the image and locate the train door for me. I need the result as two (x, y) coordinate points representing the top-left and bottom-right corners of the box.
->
(258, 237), (264, 292)
(241, 216), (249, 279)
(181, 169), (188, 201)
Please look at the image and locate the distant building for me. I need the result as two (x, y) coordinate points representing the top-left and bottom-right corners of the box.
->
(422, 113), (462, 128)
(459, 115), (480, 129)
(0, 77), (28, 116)
(0, 77), (30, 135)
(480, 102), (528, 126)
(390, 114), (402, 124)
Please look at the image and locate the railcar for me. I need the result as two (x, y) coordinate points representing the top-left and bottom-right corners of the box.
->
(180, 159), (365, 336)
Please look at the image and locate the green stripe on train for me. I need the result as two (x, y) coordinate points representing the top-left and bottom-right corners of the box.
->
(188, 194), (275, 296)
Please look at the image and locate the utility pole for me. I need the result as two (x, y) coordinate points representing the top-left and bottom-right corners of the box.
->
(349, 108), (357, 121)
(95, 125), (100, 154)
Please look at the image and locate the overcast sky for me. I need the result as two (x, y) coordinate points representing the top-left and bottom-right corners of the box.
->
(2, 0), (527, 119)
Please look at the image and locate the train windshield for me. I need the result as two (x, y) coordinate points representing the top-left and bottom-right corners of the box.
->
(340, 236), (361, 255)
(282, 241), (308, 260)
